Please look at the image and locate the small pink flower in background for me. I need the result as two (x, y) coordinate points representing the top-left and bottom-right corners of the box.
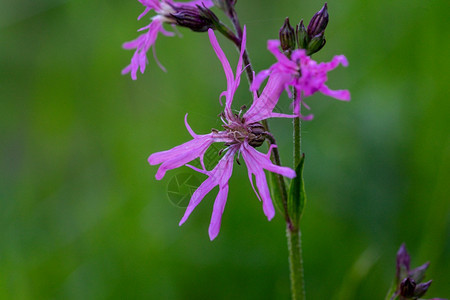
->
(148, 27), (296, 240)
(251, 39), (350, 120)
(122, 0), (214, 80)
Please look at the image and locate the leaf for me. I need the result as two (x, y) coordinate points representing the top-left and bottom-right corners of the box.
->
(268, 171), (288, 219)
(288, 154), (306, 227)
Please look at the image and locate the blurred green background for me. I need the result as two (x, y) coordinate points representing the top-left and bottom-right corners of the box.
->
(1, 0), (449, 299)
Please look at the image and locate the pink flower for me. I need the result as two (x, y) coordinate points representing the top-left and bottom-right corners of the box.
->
(252, 39), (351, 120)
(148, 27), (296, 240)
(122, 0), (214, 80)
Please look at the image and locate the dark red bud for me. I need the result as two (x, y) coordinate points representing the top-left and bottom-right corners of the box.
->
(279, 17), (296, 52)
(307, 3), (329, 37)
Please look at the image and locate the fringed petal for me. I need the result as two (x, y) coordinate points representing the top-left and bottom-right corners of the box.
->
(241, 143), (296, 220)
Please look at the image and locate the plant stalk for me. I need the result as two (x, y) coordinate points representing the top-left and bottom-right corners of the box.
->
(287, 225), (305, 300)
(288, 88), (306, 299)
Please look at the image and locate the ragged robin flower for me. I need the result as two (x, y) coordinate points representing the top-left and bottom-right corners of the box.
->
(251, 38), (350, 120)
(148, 27), (296, 240)
(122, 0), (214, 80)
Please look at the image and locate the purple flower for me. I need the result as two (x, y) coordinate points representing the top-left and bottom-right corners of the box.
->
(396, 243), (430, 285)
(148, 27), (296, 240)
(389, 244), (440, 300)
(251, 39), (350, 119)
(122, 0), (214, 80)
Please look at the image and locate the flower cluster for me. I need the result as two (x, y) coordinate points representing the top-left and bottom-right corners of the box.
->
(123, 2), (350, 239)
(121, 3), (448, 299)
(148, 28), (296, 240)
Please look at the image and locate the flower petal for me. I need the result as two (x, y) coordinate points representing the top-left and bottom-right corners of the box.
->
(319, 85), (351, 101)
(207, 27), (247, 119)
(208, 184), (229, 240)
(232, 26), (247, 104)
(179, 149), (235, 229)
(122, 19), (165, 79)
(148, 135), (214, 180)
(244, 72), (292, 123)
(184, 114), (197, 138)
(241, 143), (296, 220)
(267, 40), (294, 67)
(250, 69), (271, 92)
(208, 28), (234, 116)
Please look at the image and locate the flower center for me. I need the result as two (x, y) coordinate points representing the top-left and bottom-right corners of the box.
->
(247, 122), (266, 147)
(221, 115), (266, 148)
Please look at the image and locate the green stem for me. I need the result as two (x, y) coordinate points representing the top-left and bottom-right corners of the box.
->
(293, 85), (302, 166)
(287, 226), (305, 300)
(289, 89), (305, 299)
(294, 116), (301, 165)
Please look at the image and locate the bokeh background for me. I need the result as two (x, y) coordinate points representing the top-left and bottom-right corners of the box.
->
(1, 0), (449, 299)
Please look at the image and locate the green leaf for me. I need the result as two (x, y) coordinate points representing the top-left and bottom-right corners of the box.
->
(268, 171), (288, 219)
(288, 154), (306, 227)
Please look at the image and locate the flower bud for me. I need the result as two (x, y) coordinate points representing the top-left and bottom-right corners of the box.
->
(396, 243), (411, 284)
(400, 277), (416, 297)
(306, 32), (326, 55)
(279, 17), (296, 52)
(410, 262), (429, 283)
(296, 20), (308, 50)
(387, 244), (444, 300)
(307, 3), (329, 37)
(295, 3), (328, 55)
(170, 5), (218, 32)
(414, 280), (432, 298)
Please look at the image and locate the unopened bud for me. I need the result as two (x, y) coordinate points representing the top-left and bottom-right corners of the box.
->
(410, 262), (429, 283)
(294, 3), (329, 55)
(296, 20), (308, 49)
(170, 5), (217, 32)
(307, 32), (326, 55)
(396, 243), (411, 284)
(400, 277), (416, 298)
(414, 280), (432, 298)
(279, 17), (296, 52)
(307, 3), (329, 37)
